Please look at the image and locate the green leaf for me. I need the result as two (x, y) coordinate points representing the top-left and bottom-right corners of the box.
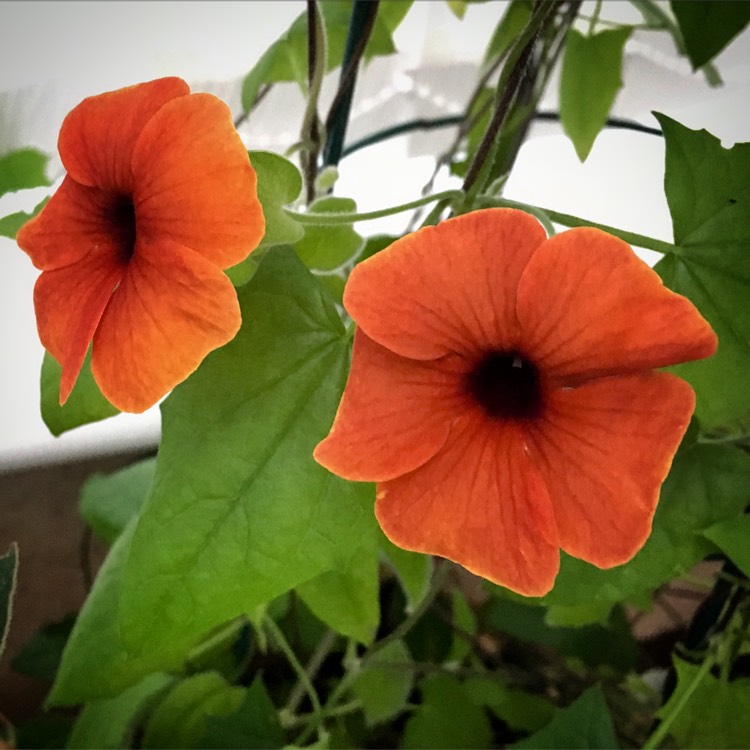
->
(654, 114), (750, 429)
(293, 196), (364, 271)
(404, 606), (453, 665)
(226, 151), (305, 286)
(83, 247), (374, 696)
(184, 618), (254, 684)
(446, 590), (476, 663)
(670, 1), (750, 70)
(0, 543), (18, 662)
(241, 42), (282, 113)
(296, 482), (380, 644)
(463, 676), (555, 734)
(512, 684), (616, 749)
(400, 675), (492, 749)
(657, 657), (750, 748)
(240, 1), (408, 114)
(0, 196), (49, 239)
(378, 1), (414, 34)
(79, 458), (156, 545)
(66, 673), (173, 750)
(251, 151), (304, 249)
(199, 676), (284, 749)
(484, 0), (533, 63)
(379, 531), (433, 613)
(544, 600), (614, 628)
(141, 673), (245, 750)
(41, 350), (119, 437)
(0, 148), (50, 197)
(542, 442), (750, 615)
(559, 27), (632, 161)
(15, 716), (72, 749)
(12, 614), (75, 682)
(51, 521), (144, 704)
(481, 597), (636, 672)
(315, 272), (346, 304)
(225, 254), (260, 287)
(446, 1), (469, 19)
(358, 233), (399, 264)
(445, 0), (489, 19)
(703, 514), (750, 578)
(0, 210), (32, 239)
(352, 639), (414, 726)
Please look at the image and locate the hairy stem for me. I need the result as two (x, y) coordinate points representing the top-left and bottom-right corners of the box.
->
(284, 189), (463, 225)
(478, 196), (680, 255)
(300, 0), (327, 204)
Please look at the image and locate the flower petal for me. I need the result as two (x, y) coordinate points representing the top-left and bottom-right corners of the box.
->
(58, 77), (189, 193)
(527, 372), (695, 567)
(33, 252), (124, 403)
(376, 417), (559, 596)
(91, 239), (241, 413)
(314, 330), (466, 482)
(17, 177), (131, 271)
(517, 228), (717, 382)
(132, 93), (264, 269)
(345, 208), (547, 360)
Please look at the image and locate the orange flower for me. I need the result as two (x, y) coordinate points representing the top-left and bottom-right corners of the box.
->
(315, 208), (717, 596)
(17, 77), (264, 413)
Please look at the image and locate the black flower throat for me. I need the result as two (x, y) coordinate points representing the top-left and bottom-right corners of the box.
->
(466, 350), (543, 420)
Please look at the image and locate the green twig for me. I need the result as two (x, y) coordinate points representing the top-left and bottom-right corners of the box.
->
(366, 560), (450, 662)
(461, 1), (562, 202)
(284, 189), (463, 225)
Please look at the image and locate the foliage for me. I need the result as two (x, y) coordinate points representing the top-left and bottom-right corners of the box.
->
(3, 1), (750, 749)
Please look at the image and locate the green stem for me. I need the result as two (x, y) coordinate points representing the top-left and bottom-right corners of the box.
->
(587, 0), (602, 34)
(284, 189), (463, 225)
(285, 629), (338, 715)
(643, 654), (714, 749)
(264, 617), (323, 733)
(366, 560), (450, 661)
(283, 699), (362, 729)
(294, 560), (450, 745)
(478, 196), (680, 255)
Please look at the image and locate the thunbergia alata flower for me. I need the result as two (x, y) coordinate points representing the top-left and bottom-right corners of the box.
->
(17, 77), (265, 413)
(315, 208), (717, 596)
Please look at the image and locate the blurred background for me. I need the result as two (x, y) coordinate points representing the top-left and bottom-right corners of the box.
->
(1, 0), (749, 471)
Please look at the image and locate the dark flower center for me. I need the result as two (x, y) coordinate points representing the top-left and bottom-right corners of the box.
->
(109, 195), (137, 263)
(466, 351), (543, 420)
